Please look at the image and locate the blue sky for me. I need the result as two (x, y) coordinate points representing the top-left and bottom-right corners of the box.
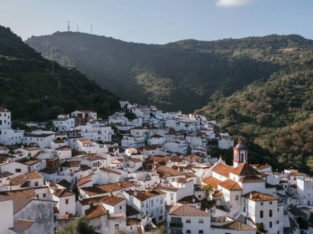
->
(0, 0), (312, 43)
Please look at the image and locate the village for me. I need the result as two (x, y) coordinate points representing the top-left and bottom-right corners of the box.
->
(0, 102), (312, 234)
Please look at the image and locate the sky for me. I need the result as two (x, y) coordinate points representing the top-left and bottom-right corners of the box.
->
(0, 0), (312, 44)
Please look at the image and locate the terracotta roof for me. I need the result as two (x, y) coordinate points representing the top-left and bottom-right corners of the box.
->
(243, 191), (278, 202)
(231, 163), (261, 177)
(79, 195), (124, 206)
(212, 164), (233, 178)
(0, 189), (37, 214)
(13, 219), (34, 232)
(10, 171), (43, 186)
(102, 195), (125, 206)
(82, 181), (134, 196)
(17, 158), (40, 166)
(85, 204), (107, 220)
(79, 139), (93, 145)
(157, 166), (182, 177)
(54, 189), (75, 198)
(169, 204), (208, 217)
(127, 190), (164, 202)
(77, 175), (93, 187)
(24, 147), (40, 152)
(56, 146), (71, 151)
(212, 220), (255, 231)
(202, 176), (221, 189)
(85, 154), (105, 161)
(219, 179), (242, 191)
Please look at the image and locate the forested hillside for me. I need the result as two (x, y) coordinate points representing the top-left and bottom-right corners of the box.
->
(0, 26), (119, 121)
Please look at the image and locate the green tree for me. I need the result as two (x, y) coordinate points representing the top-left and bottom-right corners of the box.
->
(60, 218), (96, 234)
(256, 223), (267, 234)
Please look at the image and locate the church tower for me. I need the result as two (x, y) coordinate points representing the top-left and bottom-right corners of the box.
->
(233, 138), (248, 167)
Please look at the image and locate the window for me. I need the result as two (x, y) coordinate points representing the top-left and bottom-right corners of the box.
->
(34, 182), (39, 186)
(199, 219), (204, 223)
(199, 230), (203, 234)
(260, 210), (263, 218)
(186, 230), (191, 234)
(260, 202), (263, 205)
(269, 209), (272, 217)
(235, 195), (239, 201)
(269, 201), (272, 205)
(65, 199), (69, 205)
(15, 168), (21, 173)
(43, 193), (46, 198)
(186, 219), (191, 223)
(115, 224), (119, 230)
(120, 206), (122, 210)
(269, 222), (272, 228)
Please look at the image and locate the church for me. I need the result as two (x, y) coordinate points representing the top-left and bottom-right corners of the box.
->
(202, 139), (285, 234)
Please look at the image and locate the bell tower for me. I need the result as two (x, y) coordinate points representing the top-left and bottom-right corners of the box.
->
(233, 138), (248, 167)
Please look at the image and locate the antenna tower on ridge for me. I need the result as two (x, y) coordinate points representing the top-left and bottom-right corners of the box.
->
(67, 21), (70, 31)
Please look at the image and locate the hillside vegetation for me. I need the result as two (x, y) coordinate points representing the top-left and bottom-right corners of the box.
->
(0, 26), (119, 121)
(26, 32), (293, 112)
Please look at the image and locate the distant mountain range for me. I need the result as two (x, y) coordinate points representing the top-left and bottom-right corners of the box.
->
(26, 32), (313, 172)
(0, 26), (119, 121)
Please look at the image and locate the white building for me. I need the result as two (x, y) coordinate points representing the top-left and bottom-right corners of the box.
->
(0, 108), (24, 145)
(124, 189), (166, 224)
(53, 115), (75, 131)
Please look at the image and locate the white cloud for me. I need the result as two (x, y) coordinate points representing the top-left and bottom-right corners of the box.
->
(215, 0), (252, 7)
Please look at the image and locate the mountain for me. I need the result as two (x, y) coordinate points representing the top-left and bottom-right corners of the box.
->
(26, 32), (289, 112)
(197, 61), (313, 172)
(0, 26), (119, 121)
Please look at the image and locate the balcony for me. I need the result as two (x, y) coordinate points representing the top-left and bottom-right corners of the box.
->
(169, 222), (183, 228)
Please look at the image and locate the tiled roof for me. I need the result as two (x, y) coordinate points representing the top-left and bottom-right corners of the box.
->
(169, 204), (208, 217)
(231, 163), (261, 177)
(102, 195), (125, 206)
(243, 191), (278, 202)
(54, 189), (75, 198)
(212, 220), (255, 231)
(0, 189), (37, 214)
(79, 139), (93, 145)
(219, 179), (242, 191)
(157, 166), (182, 177)
(13, 219), (34, 232)
(77, 175), (93, 187)
(202, 176), (221, 189)
(85, 204), (107, 220)
(212, 164), (233, 178)
(82, 181), (134, 196)
(127, 190), (164, 202)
